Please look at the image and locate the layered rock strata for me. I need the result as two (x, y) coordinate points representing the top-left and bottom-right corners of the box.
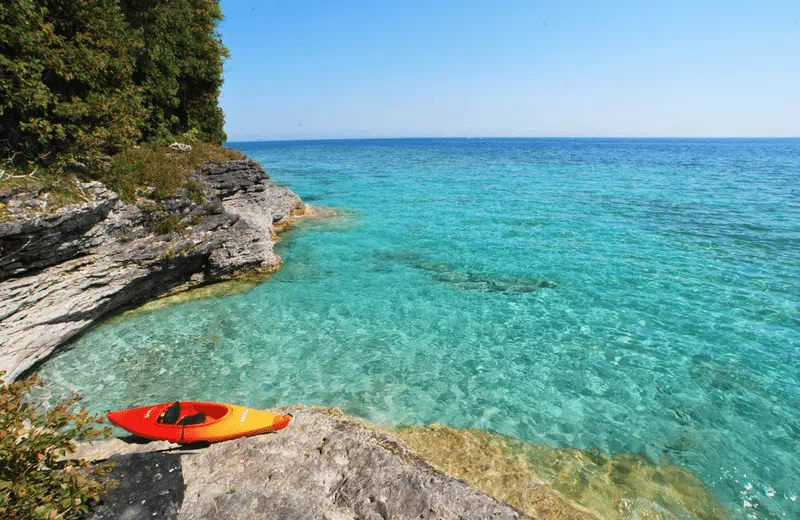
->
(0, 160), (303, 380)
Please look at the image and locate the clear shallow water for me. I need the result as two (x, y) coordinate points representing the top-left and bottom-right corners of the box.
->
(39, 139), (799, 518)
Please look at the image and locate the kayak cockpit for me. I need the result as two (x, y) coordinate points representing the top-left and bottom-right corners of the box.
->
(156, 401), (231, 427)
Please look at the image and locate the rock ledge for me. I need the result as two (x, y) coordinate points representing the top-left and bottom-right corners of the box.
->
(78, 408), (534, 520)
(0, 160), (303, 380)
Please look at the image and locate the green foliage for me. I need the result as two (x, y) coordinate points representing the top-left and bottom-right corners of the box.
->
(0, 0), (228, 167)
(152, 213), (186, 235)
(0, 1), (144, 163)
(103, 142), (243, 202)
(120, 0), (229, 144)
(0, 371), (115, 520)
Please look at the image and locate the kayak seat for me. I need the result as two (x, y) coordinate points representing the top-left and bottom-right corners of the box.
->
(159, 401), (181, 425)
(177, 412), (207, 426)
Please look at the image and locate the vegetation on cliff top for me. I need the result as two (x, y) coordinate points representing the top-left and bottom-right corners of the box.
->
(0, 0), (242, 210)
(0, 0), (227, 170)
(105, 140), (243, 202)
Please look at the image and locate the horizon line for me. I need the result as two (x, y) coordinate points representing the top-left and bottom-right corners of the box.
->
(226, 135), (800, 144)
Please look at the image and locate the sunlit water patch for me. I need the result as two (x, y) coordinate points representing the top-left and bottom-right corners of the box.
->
(37, 139), (800, 519)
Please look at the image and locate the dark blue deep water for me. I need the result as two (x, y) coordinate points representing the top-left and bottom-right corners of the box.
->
(40, 139), (800, 518)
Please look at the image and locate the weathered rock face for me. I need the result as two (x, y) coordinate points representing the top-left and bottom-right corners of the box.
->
(0, 160), (303, 380)
(78, 409), (535, 520)
(0, 183), (118, 279)
(178, 410), (529, 520)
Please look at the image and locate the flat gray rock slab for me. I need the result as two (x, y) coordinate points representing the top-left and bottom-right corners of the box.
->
(178, 410), (528, 520)
(69, 437), (182, 461)
(77, 410), (531, 520)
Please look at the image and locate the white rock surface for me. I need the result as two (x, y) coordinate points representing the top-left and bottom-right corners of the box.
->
(170, 142), (193, 153)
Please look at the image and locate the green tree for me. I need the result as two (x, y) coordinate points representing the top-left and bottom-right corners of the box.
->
(0, 0), (228, 169)
(0, 0), (144, 165)
(121, 0), (228, 143)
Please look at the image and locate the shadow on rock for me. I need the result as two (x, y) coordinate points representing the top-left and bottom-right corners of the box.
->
(87, 452), (184, 520)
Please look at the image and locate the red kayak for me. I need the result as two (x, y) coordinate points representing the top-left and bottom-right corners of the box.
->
(106, 401), (291, 444)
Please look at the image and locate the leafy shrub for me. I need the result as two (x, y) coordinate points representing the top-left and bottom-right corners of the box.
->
(0, 371), (115, 520)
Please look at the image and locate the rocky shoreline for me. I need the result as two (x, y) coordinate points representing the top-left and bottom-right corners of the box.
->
(74, 408), (559, 520)
(0, 159), (304, 380)
(70, 407), (730, 520)
(1, 157), (731, 520)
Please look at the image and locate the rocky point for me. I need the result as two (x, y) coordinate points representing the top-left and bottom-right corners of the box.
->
(0, 159), (303, 380)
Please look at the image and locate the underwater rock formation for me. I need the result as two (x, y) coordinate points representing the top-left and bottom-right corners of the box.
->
(376, 249), (557, 294)
(393, 424), (731, 520)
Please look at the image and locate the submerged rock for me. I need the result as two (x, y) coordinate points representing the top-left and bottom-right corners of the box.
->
(377, 249), (557, 294)
(392, 424), (731, 520)
(0, 159), (303, 380)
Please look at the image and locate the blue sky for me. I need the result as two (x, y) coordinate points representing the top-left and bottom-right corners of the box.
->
(219, 1), (800, 141)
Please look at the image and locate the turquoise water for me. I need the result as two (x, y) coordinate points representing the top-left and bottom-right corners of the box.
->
(39, 139), (799, 518)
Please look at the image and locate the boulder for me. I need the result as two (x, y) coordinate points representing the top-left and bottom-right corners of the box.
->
(170, 142), (193, 153)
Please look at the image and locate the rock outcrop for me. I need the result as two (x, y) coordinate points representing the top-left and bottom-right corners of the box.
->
(72, 407), (730, 520)
(0, 160), (303, 380)
(77, 409), (535, 520)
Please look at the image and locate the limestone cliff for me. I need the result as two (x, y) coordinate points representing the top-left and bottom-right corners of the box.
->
(0, 160), (303, 380)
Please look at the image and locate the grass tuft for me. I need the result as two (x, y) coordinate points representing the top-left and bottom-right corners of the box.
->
(151, 213), (186, 235)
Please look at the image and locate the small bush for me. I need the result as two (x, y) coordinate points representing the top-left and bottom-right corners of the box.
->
(185, 180), (206, 205)
(0, 371), (115, 520)
(152, 213), (186, 235)
(0, 169), (85, 215)
(103, 142), (244, 202)
(190, 142), (246, 165)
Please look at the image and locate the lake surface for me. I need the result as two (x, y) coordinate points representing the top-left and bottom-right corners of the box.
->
(38, 138), (800, 518)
